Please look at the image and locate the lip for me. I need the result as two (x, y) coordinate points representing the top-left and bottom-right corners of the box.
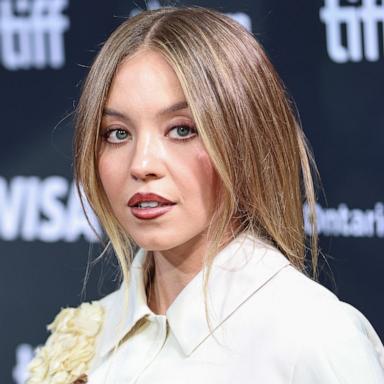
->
(130, 205), (175, 220)
(128, 192), (176, 220)
(128, 192), (175, 207)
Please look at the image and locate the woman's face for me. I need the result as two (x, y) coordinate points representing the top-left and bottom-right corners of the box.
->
(99, 49), (218, 252)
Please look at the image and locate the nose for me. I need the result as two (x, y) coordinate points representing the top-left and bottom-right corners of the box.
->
(129, 131), (163, 182)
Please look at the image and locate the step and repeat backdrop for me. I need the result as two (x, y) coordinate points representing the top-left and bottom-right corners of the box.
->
(0, 0), (383, 382)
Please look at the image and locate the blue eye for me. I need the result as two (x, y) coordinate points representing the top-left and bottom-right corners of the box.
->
(168, 125), (197, 140)
(104, 128), (130, 144)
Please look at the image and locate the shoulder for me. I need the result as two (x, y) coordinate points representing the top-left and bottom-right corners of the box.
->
(261, 265), (384, 383)
(290, 302), (384, 383)
(27, 296), (110, 384)
(270, 265), (373, 337)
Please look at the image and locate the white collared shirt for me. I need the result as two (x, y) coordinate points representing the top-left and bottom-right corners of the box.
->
(88, 234), (384, 383)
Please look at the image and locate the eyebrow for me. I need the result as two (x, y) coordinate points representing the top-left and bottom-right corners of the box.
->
(102, 100), (189, 121)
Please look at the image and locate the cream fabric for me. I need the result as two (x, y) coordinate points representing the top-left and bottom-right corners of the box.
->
(88, 234), (384, 383)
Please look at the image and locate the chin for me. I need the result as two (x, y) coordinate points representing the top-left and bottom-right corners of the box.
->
(130, 232), (179, 251)
(129, 227), (208, 254)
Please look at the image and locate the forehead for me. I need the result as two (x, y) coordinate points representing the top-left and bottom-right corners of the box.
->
(103, 50), (191, 124)
(107, 49), (186, 105)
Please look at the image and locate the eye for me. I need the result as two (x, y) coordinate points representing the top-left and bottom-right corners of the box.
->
(168, 125), (197, 140)
(103, 128), (130, 144)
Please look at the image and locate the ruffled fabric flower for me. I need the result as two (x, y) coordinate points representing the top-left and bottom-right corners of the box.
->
(27, 302), (104, 384)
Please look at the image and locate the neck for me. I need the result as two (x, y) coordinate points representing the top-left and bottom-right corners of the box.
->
(146, 233), (208, 315)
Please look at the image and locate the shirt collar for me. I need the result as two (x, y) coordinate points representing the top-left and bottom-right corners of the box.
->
(166, 234), (290, 355)
(97, 233), (290, 358)
(97, 247), (151, 358)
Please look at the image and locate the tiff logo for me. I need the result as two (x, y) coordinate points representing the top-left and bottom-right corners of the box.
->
(0, 0), (69, 70)
(320, 0), (384, 63)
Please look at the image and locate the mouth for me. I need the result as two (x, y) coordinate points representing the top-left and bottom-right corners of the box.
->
(128, 192), (176, 220)
(128, 192), (176, 207)
(134, 201), (174, 209)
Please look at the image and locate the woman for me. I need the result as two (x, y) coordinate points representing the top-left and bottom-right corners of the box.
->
(27, 6), (384, 384)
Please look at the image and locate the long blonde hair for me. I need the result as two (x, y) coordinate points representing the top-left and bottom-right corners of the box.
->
(74, 6), (318, 298)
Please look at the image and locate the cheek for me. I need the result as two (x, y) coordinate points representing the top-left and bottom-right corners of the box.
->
(98, 152), (126, 199)
(197, 150), (217, 186)
(202, 154), (219, 207)
(187, 148), (218, 209)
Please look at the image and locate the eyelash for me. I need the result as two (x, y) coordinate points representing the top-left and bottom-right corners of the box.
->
(101, 124), (198, 145)
(101, 128), (130, 146)
(167, 124), (197, 141)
